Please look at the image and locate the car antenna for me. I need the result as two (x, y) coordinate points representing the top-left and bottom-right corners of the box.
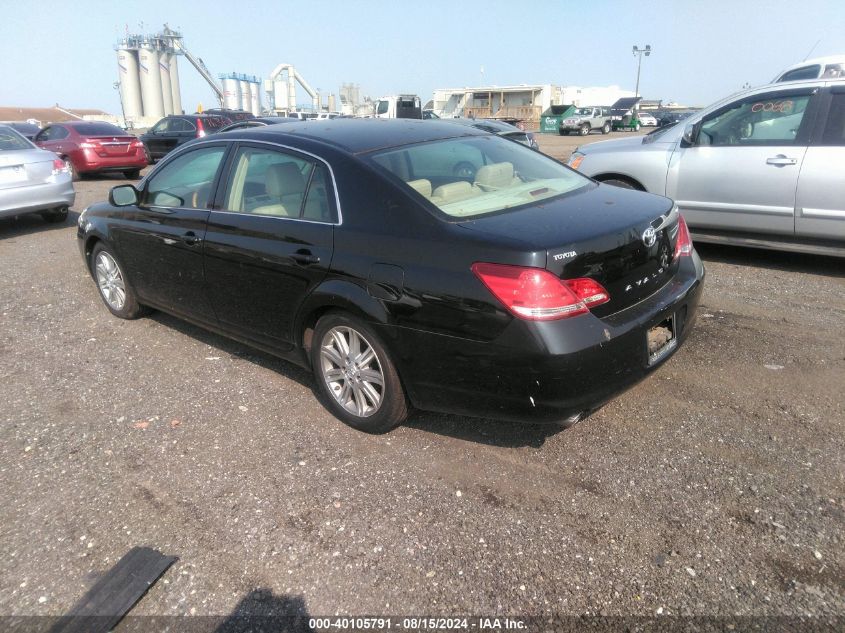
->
(802, 39), (821, 61)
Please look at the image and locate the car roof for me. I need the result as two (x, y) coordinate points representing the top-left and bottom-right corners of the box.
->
(219, 118), (488, 154)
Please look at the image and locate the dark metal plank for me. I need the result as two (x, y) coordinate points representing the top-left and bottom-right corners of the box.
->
(49, 547), (177, 633)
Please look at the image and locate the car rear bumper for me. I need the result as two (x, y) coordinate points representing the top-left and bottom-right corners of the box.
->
(381, 252), (705, 424)
(0, 178), (75, 218)
(76, 150), (147, 173)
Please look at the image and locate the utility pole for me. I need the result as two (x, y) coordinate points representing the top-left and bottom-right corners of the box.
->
(632, 45), (652, 97)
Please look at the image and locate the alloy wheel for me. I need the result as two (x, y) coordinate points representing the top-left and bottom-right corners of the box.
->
(319, 326), (385, 418)
(95, 251), (126, 311)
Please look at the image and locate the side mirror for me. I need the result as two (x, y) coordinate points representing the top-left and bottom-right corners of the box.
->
(110, 184), (140, 207)
(682, 122), (699, 147)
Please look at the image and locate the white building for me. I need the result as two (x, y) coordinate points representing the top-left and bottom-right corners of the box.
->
(430, 84), (636, 127)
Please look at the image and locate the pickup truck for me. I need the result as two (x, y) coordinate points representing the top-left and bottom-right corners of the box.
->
(559, 106), (613, 135)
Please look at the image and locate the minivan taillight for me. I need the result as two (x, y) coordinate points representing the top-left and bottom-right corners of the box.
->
(674, 214), (693, 258)
(196, 119), (206, 138)
(471, 263), (610, 321)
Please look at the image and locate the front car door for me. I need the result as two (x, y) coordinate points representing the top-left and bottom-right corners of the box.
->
(203, 142), (336, 351)
(666, 87), (820, 237)
(795, 85), (845, 242)
(112, 144), (229, 324)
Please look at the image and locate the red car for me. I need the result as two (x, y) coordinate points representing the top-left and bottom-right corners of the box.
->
(34, 121), (147, 180)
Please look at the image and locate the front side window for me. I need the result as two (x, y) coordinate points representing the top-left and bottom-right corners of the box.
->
(151, 119), (170, 133)
(376, 101), (389, 115)
(370, 135), (590, 219)
(222, 146), (332, 220)
(145, 146), (226, 208)
(699, 92), (813, 146)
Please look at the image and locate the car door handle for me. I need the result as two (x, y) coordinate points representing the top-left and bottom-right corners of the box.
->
(766, 155), (797, 166)
(181, 231), (202, 246)
(290, 252), (320, 265)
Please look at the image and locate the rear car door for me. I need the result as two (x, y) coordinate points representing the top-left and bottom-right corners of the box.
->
(666, 87), (819, 236)
(113, 144), (229, 324)
(794, 86), (845, 242)
(203, 142), (335, 350)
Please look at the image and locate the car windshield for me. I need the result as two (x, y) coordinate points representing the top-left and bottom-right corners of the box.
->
(0, 126), (34, 150)
(572, 108), (593, 116)
(370, 135), (590, 219)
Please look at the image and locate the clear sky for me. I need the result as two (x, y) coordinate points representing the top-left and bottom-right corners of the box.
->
(1, 0), (843, 113)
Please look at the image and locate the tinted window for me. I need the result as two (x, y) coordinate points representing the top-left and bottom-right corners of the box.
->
(819, 94), (845, 145)
(376, 101), (389, 115)
(699, 93), (812, 146)
(151, 119), (170, 133)
(72, 122), (125, 136)
(170, 119), (195, 133)
(222, 146), (316, 218)
(371, 136), (589, 219)
(145, 146), (226, 208)
(0, 126), (34, 150)
(779, 66), (821, 82)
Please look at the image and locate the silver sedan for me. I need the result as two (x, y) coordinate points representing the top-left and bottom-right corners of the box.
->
(0, 125), (75, 223)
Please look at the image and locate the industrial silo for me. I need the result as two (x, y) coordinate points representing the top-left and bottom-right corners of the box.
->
(250, 80), (261, 115)
(169, 54), (182, 114)
(239, 79), (251, 112)
(159, 52), (174, 116)
(221, 76), (242, 110)
(138, 46), (165, 120)
(116, 48), (143, 120)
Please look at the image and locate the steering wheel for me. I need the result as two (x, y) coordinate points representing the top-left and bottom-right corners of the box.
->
(452, 161), (477, 181)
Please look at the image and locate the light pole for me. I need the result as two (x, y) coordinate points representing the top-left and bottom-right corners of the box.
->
(632, 45), (651, 97)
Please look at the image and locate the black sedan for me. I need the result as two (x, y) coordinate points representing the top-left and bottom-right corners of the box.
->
(77, 119), (704, 433)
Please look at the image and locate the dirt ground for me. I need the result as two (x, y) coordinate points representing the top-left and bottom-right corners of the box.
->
(0, 149), (843, 630)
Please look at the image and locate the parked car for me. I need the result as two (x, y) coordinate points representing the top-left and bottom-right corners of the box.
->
(443, 117), (540, 150)
(77, 119), (702, 432)
(0, 124), (74, 223)
(637, 111), (658, 127)
(315, 112), (342, 120)
(655, 110), (696, 128)
(568, 78), (845, 257)
(773, 55), (845, 82)
(560, 107), (613, 135)
(34, 121), (147, 180)
(284, 111), (318, 120)
(422, 109), (440, 120)
(1, 121), (41, 140)
(203, 108), (255, 124)
(218, 117), (298, 133)
(139, 114), (227, 162)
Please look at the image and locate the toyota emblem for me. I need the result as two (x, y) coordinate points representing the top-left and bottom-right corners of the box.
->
(642, 227), (657, 247)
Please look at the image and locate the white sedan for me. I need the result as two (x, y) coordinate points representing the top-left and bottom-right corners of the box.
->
(637, 112), (658, 127)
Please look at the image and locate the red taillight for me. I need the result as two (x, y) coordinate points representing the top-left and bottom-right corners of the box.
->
(674, 214), (693, 259)
(471, 263), (610, 321)
(196, 119), (206, 138)
(130, 139), (144, 148)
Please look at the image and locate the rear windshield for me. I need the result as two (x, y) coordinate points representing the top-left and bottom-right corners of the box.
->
(72, 122), (126, 136)
(370, 135), (589, 219)
(0, 126), (35, 150)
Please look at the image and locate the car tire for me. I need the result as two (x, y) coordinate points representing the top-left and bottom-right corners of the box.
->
(90, 243), (147, 319)
(63, 158), (79, 182)
(580, 124), (590, 136)
(602, 121), (611, 134)
(41, 206), (68, 224)
(123, 169), (141, 180)
(311, 312), (408, 434)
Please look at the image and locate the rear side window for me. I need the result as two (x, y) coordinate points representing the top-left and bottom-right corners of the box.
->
(699, 92), (813, 146)
(72, 122), (125, 136)
(819, 94), (845, 145)
(221, 146), (334, 222)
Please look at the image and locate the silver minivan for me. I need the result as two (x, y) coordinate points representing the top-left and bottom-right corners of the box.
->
(568, 78), (845, 256)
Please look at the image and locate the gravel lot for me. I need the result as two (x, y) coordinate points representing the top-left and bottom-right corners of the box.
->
(1, 133), (843, 628)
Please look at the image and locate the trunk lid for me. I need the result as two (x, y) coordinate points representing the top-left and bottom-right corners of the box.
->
(457, 183), (680, 316)
(0, 148), (56, 190)
(86, 135), (138, 157)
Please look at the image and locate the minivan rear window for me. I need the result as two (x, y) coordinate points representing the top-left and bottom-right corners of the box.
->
(201, 117), (226, 129)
